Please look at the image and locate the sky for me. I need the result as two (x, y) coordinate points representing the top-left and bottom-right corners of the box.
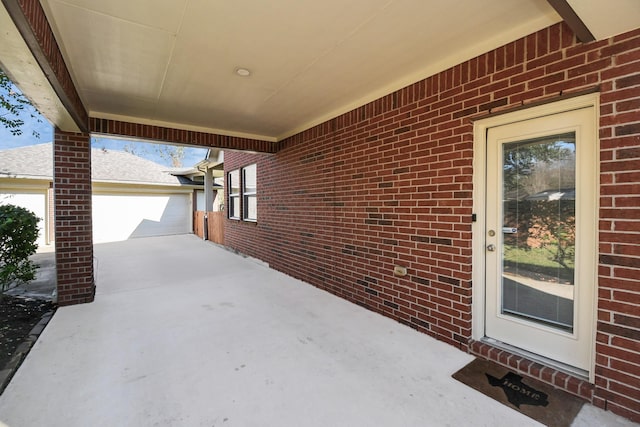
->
(0, 83), (208, 168)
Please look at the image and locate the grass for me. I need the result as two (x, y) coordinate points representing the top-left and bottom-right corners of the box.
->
(503, 244), (575, 284)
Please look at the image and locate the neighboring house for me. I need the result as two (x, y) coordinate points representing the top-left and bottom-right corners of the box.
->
(171, 148), (224, 212)
(0, 143), (202, 245)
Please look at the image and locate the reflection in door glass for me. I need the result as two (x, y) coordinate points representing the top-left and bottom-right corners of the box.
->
(501, 132), (576, 332)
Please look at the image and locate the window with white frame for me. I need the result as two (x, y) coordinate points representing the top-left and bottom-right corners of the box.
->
(228, 169), (240, 219)
(227, 164), (257, 222)
(242, 164), (257, 221)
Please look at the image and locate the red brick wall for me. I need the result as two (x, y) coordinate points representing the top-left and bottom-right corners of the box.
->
(225, 23), (640, 421)
(89, 118), (275, 153)
(53, 129), (95, 305)
(594, 34), (640, 420)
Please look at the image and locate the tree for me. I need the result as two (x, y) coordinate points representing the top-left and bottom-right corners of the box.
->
(502, 137), (577, 283)
(0, 68), (41, 138)
(502, 139), (574, 196)
(122, 141), (185, 167)
(156, 145), (185, 167)
(0, 205), (39, 292)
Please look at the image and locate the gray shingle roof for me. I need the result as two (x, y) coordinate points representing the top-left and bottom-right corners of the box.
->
(0, 142), (196, 186)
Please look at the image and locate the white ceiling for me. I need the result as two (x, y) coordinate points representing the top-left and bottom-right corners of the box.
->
(4, 1), (639, 141)
(567, 0), (640, 40)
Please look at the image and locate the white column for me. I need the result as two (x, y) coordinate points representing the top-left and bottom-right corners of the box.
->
(204, 167), (214, 212)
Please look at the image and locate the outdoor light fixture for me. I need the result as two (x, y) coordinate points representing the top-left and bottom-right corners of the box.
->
(235, 67), (251, 77)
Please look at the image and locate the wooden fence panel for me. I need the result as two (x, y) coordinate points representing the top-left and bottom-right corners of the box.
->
(194, 210), (224, 244)
(207, 211), (224, 244)
(194, 211), (205, 239)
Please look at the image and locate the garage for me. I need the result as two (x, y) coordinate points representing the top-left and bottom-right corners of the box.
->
(0, 143), (201, 246)
(92, 190), (192, 244)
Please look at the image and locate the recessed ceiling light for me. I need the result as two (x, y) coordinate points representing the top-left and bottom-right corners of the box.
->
(235, 67), (251, 77)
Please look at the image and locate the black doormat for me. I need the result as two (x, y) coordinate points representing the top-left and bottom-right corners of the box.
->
(453, 358), (584, 427)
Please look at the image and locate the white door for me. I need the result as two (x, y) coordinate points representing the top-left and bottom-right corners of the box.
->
(484, 106), (597, 375)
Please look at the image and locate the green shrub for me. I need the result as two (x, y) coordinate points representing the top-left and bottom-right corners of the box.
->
(0, 204), (39, 291)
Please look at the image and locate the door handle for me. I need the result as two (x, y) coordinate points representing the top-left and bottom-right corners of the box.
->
(487, 244), (496, 252)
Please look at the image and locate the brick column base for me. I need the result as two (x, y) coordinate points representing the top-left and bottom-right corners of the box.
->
(54, 129), (95, 305)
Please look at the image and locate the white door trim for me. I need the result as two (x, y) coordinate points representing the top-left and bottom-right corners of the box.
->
(471, 93), (600, 381)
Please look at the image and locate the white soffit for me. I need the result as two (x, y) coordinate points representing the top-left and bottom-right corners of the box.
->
(568, 0), (640, 40)
(34, 1), (564, 141)
(0, 5), (78, 132)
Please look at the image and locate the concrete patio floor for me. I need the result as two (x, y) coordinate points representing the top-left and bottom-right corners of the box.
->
(0, 235), (635, 426)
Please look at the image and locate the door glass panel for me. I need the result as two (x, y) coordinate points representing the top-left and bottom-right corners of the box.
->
(501, 132), (576, 332)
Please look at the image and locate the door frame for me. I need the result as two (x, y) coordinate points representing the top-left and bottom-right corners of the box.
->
(471, 93), (599, 381)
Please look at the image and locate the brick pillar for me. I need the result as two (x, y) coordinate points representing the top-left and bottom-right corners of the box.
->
(53, 129), (95, 305)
